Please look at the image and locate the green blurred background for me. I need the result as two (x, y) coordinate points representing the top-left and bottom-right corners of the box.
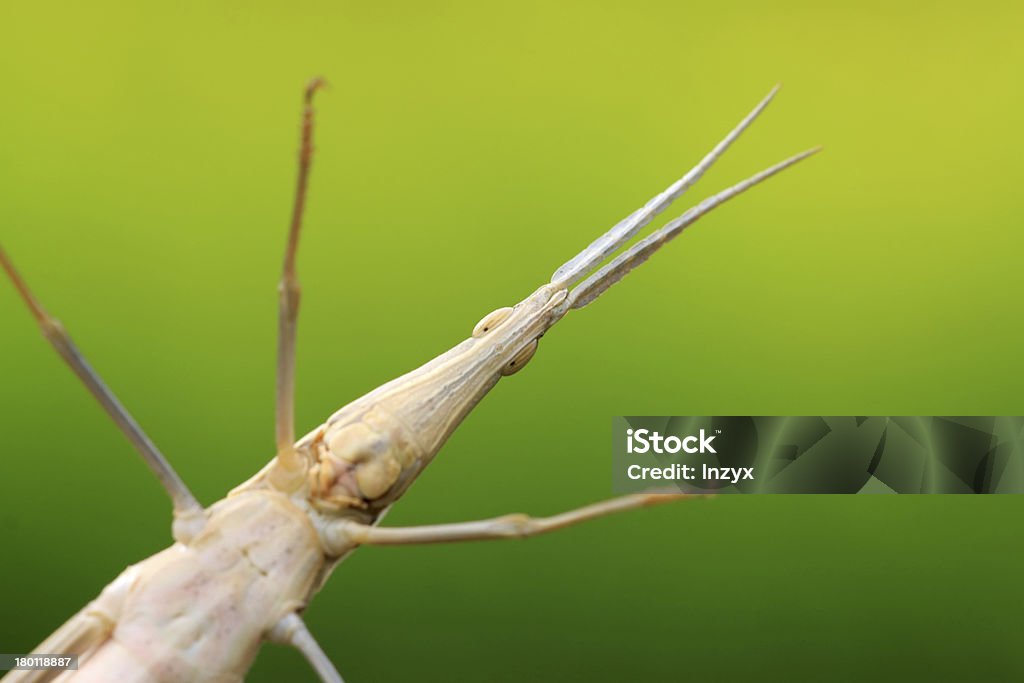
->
(1, 1), (1022, 681)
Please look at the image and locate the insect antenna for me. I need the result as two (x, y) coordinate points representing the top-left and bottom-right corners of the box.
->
(566, 146), (821, 310)
(270, 77), (327, 490)
(551, 84), (781, 289)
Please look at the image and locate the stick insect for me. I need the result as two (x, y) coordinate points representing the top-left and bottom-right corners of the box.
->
(1, 80), (818, 683)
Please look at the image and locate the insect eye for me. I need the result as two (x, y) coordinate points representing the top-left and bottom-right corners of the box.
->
(501, 339), (538, 376)
(472, 306), (514, 338)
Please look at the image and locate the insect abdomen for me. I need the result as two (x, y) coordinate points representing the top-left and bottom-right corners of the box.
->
(66, 492), (324, 682)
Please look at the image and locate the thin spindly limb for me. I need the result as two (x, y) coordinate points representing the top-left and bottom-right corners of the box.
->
(273, 77), (326, 487)
(331, 493), (698, 547)
(2, 608), (111, 683)
(0, 246), (203, 524)
(270, 613), (345, 683)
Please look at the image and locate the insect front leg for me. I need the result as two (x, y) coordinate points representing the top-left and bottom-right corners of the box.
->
(324, 493), (700, 550)
(269, 78), (326, 492)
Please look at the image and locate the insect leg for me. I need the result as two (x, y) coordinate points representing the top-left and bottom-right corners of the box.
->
(269, 613), (345, 683)
(271, 78), (326, 490)
(1, 609), (110, 683)
(328, 493), (699, 547)
(3, 562), (136, 683)
(0, 247), (203, 535)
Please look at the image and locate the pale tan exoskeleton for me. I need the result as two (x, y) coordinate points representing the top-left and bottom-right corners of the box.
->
(1, 80), (818, 683)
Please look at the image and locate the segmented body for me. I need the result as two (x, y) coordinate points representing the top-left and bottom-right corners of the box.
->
(44, 285), (567, 682)
(1, 83), (816, 683)
(56, 493), (321, 683)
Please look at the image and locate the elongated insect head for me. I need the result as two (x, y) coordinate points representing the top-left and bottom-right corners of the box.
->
(264, 86), (819, 524)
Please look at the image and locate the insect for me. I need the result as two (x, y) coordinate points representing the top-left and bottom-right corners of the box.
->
(1, 80), (817, 683)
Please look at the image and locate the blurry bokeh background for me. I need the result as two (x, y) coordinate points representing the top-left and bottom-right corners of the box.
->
(2, 1), (1022, 681)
